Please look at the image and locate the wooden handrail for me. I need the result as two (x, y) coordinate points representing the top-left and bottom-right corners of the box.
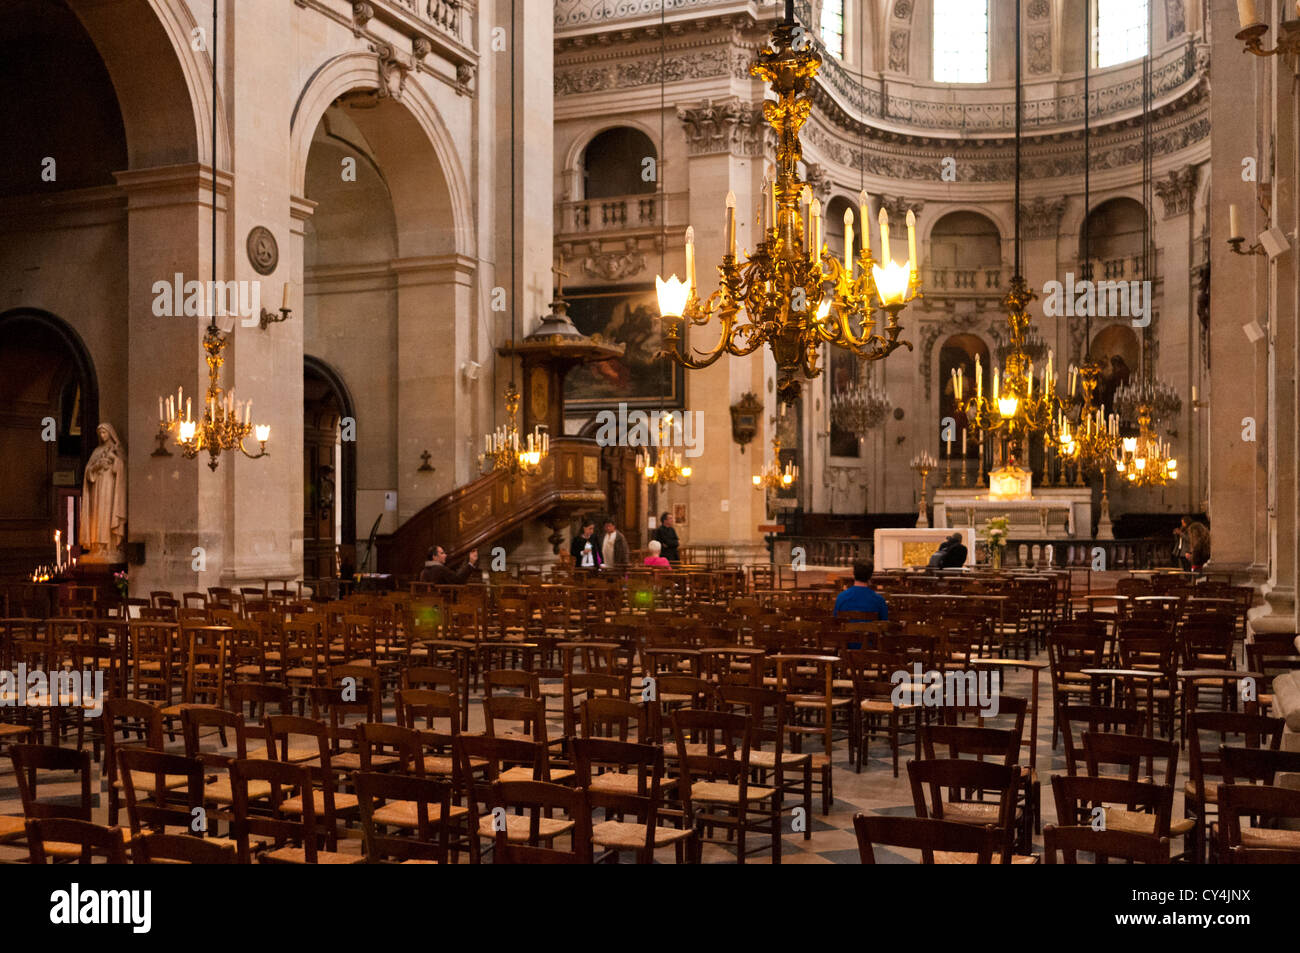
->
(376, 436), (607, 578)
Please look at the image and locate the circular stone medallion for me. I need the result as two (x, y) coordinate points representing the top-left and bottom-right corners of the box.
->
(246, 226), (279, 276)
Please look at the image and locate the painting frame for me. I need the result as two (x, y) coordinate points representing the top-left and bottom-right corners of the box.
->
(562, 284), (685, 411)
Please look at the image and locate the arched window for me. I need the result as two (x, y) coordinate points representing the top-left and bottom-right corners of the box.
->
(1096, 0), (1148, 68)
(820, 0), (844, 60)
(933, 0), (988, 83)
(1082, 198), (1148, 280)
(581, 128), (657, 200)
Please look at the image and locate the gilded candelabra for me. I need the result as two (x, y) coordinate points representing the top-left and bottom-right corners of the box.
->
(910, 451), (936, 528)
(1116, 403), (1177, 488)
(656, 7), (918, 407)
(159, 324), (269, 471)
(959, 276), (1060, 465)
(482, 383), (548, 477)
(639, 412), (693, 486)
(753, 434), (798, 491)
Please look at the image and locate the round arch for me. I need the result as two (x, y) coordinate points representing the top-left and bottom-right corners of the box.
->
(561, 118), (664, 187)
(1058, 187), (1150, 251)
(0, 308), (100, 455)
(65, 0), (218, 168)
(290, 51), (472, 258)
(921, 204), (1013, 250)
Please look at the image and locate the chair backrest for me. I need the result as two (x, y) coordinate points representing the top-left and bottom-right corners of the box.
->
(852, 814), (1000, 864)
(579, 695), (650, 743)
(354, 770), (453, 863)
(489, 780), (593, 864)
(1219, 745), (1300, 785)
(571, 738), (668, 861)
(1187, 711), (1284, 804)
(356, 721), (424, 774)
(1050, 773), (1174, 838)
(484, 693), (551, 745)
(906, 757), (1019, 846)
(10, 743), (92, 820)
(117, 747), (207, 836)
(1083, 731), (1179, 786)
(1042, 824), (1170, 864)
(1058, 704), (1144, 775)
(130, 831), (238, 864)
(921, 722), (1020, 765)
(484, 668), (540, 698)
(26, 818), (127, 865)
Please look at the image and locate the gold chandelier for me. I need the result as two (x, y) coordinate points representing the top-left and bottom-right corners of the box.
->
(638, 412), (692, 486)
(655, 6), (918, 407)
(960, 277), (1060, 461)
(753, 434), (798, 491)
(1116, 403), (1177, 487)
(159, 324), (269, 471)
(1058, 359), (1119, 479)
(483, 383), (547, 477)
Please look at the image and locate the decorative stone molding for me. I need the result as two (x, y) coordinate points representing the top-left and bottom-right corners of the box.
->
(1166, 0), (1187, 39)
(412, 37), (431, 61)
(1028, 27), (1052, 75)
(372, 40), (409, 100)
(918, 323), (944, 402)
(678, 97), (769, 157)
(1154, 164), (1198, 218)
(888, 30), (909, 73)
(804, 162), (833, 203)
(352, 1), (374, 35)
(893, 0), (913, 19)
(455, 61), (475, 94)
(880, 195), (924, 220)
(580, 240), (647, 281)
(1019, 196), (1066, 239)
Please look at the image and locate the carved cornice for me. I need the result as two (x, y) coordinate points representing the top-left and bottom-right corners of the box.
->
(1154, 164), (1198, 218)
(678, 97), (770, 157)
(918, 323), (943, 402)
(879, 194), (924, 220)
(804, 162), (833, 203)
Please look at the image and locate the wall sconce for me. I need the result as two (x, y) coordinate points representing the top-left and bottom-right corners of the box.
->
(1236, 1), (1300, 57)
(260, 283), (294, 330)
(1227, 203), (1267, 256)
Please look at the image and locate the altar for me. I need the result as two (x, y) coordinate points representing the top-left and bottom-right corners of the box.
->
(933, 487), (1092, 539)
(873, 527), (976, 569)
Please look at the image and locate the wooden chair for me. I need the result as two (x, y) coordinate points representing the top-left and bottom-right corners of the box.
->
(716, 684), (814, 837)
(1215, 783), (1300, 863)
(117, 747), (208, 839)
(483, 694), (572, 781)
(906, 758), (1025, 863)
(1042, 824), (1171, 864)
(1184, 711), (1283, 863)
(102, 697), (171, 826)
(8, 743), (94, 858)
(845, 649), (919, 777)
(227, 757), (362, 864)
(458, 734), (571, 862)
(572, 738), (695, 863)
(1058, 703), (1144, 776)
(852, 814), (1004, 865)
(488, 780), (593, 864)
(130, 831), (239, 864)
(671, 708), (783, 864)
(1050, 773), (1175, 855)
(354, 770), (461, 863)
(26, 818), (128, 865)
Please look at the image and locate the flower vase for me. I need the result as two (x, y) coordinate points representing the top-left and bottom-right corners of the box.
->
(991, 547), (1003, 570)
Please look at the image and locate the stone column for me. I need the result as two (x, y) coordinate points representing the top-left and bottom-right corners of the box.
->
(1207, 0), (1268, 577)
(1153, 165), (1196, 515)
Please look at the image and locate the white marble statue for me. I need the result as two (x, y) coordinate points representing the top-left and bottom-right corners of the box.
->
(79, 422), (127, 564)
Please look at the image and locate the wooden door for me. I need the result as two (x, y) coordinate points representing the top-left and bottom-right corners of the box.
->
(303, 372), (340, 581)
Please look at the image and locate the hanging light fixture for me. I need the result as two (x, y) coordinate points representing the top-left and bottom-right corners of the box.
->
(962, 0), (1060, 484)
(830, 368), (892, 437)
(638, 412), (693, 486)
(656, 0), (919, 407)
(1116, 404), (1178, 487)
(157, 1), (269, 471)
(753, 433), (798, 491)
(480, 0), (547, 479)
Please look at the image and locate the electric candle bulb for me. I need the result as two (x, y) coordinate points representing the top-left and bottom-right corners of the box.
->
(685, 226), (696, 289)
(725, 191), (736, 257)
(878, 208), (891, 264)
(858, 190), (871, 256)
(906, 208), (917, 272)
(844, 207), (855, 272)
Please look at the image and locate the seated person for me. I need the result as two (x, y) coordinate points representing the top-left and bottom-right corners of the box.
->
(939, 532), (968, 568)
(833, 559), (888, 650)
(419, 545), (479, 584)
(642, 539), (671, 568)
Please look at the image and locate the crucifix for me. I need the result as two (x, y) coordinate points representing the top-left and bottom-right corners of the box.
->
(551, 252), (569, 299)
(417, 450), (434, 472)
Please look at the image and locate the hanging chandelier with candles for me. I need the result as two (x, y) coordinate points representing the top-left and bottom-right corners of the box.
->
(156, 3), (269, 473)
(160, 324), (270, 471)
(1058, 360), (1120, 478)
(830, 376), (892, 437)
(1116, 403), (1177, 487)
(483, 383), (547, 477)
(753, 434), (798, 491)
(638, 412), (693, 486)
(1114, 376), (1182, 430)
(656, 2), (919, 407)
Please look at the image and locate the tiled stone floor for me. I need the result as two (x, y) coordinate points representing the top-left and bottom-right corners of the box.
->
(0, 651), (1198, 864)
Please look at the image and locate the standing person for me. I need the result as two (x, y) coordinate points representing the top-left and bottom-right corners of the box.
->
(569, 519), (602, 570)
(1185, 517), (1211, 572)
(651, 511), (680, 564)
(600, 517), (630, 568)
(833, 560), (889, 650)
(419, 545), (479, 584)
(1173, 517), (1190, 570)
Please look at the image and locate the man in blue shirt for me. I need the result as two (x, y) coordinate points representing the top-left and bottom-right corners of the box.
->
(834, 560), (888, 649)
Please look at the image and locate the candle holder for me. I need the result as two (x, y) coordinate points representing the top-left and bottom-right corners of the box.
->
(1227, 237), (1266, 257)
(1236, 19), (1300, 58)
(910, 452), (936, 528)
(151, 421), (174, 457)
(959, 456), (969, 488)
(259, 305), (293, 330)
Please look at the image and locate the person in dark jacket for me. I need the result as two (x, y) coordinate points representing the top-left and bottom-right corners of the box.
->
(940, 532), (968, 568)
(569, 519), (602, 570)
(651, 511), (680, 564)
(419, 545), (479, 584)
(600, 518), (630, 568)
